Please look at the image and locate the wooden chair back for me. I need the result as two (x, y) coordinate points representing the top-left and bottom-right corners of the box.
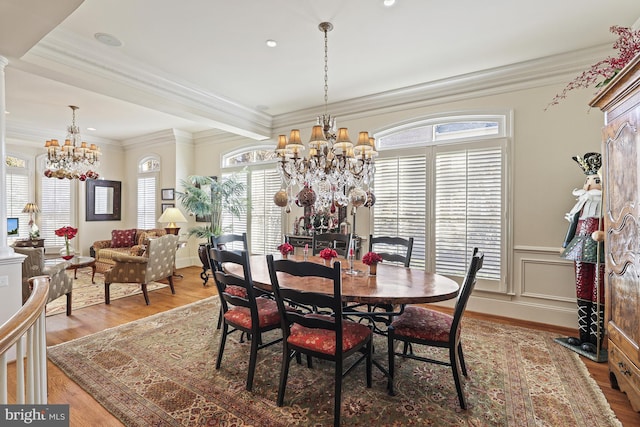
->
(368, 235), (414, 267)
(311, 233), (352, 257)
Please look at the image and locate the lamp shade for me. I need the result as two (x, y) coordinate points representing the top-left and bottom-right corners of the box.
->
(22, 203), (40, 214)
(158, 207), (187, 228)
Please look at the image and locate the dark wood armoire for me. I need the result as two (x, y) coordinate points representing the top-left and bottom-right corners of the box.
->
(590, 54), (640, 411)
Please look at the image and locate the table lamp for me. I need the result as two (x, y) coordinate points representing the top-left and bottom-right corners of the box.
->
(22, 202), (40, 238)
(158, 207), (187, 235)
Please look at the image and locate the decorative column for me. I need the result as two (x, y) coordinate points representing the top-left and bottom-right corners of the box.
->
(0, 56), (25, 357)
(0, 55), (10, 257)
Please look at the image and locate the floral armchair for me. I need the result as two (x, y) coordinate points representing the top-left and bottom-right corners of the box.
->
(91, 228), (167, 275)
(103, 234), (178, 305)
(14, 247), (73, 316)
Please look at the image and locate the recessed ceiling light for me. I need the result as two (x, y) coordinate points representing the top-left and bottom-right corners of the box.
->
(383, 0), (396, 6)
(266, 39), (277, 48)
(87, 127), (97, 131)
(94, 32), (123, 47)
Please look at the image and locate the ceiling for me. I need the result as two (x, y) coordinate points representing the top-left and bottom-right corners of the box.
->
(2, 0), (640, 145)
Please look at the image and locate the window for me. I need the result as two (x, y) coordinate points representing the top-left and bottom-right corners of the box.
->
(373, 113), (510, 292)
(221, 172), (248, 251)
(5, 155), (30, 241)
(221, 146), (282, 254)
(372, 156), (427, 269)
(40, 176), (71, 246)
(137, 156), (159, 229)
(249, 169), (282, 255)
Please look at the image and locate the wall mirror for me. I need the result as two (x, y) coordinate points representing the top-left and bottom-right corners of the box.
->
(86, 179), (121, 221)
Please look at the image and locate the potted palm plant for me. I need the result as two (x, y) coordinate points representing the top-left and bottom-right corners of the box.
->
(176, 175), (246, 282)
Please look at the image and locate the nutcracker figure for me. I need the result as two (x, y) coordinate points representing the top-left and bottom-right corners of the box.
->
(560, 152), (605, 354)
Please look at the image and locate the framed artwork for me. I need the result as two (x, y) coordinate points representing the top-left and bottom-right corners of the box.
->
(86, 179), (122, 221)
(161, 203), (174, 213)
(161, 188), (175, 200)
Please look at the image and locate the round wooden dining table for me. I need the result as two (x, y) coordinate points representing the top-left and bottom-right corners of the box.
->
(224, 254), (460, 305)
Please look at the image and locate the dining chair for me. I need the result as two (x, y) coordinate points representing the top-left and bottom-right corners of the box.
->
(210, 232), (249, 329)
(211, 232), (248, 253)
(365, 235), (415, 326)
(210, 248), (282, 391)
(368, 235), (414, 267)
(311, 232), (352, 257)
(386, 248), (484, 409)
(266, 254), (373, 427)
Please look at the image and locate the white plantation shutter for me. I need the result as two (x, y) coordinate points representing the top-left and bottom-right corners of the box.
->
(6, 171), (30, 239)
(373, 156), (427, 269)
(40, 178), (71, 245)
(137, 176), (156, 229)
(250, 168), (282, 255)
(221, 172), (248, 251)
(435, 147), (502, 280)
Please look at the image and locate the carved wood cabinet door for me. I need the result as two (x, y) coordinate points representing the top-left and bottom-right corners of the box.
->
(592, 54), (640, 411)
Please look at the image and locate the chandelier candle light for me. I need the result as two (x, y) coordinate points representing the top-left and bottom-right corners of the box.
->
(44, 105), (100, 180)
(274, 22), (377, 216)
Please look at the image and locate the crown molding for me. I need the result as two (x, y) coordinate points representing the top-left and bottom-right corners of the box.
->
(23, 28), (273, 140)
(120, 129), (191, 150)
(15, 28), (614, 141)
(5, 120), (119, 147)
(272, 44), (613, 130)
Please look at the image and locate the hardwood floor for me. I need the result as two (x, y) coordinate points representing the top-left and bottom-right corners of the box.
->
(14, 266), (640, 426)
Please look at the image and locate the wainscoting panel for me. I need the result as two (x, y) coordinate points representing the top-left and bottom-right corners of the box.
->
(462, 246), (580, 329)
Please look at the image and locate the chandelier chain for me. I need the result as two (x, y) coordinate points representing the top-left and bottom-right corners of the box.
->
(323, 25), (329, 113)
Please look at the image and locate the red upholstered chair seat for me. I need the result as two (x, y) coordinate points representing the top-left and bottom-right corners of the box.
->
(224, 285), (247, 298)
(289, 315), (372, 355)
(223, 297), (280, 329)
(390, 306), (454, 342)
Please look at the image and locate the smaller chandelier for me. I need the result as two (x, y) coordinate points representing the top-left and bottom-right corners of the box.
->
(43, 105), (100, 180)
(274, 22), (377, 215)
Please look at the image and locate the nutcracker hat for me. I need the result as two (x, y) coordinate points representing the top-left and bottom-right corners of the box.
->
(572, 152), (601, 175)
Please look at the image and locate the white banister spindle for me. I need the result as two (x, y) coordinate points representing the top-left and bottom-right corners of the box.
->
(0, 277), (49, 404)
(16, 338), (24, 403)
(0, 352), (7, 403)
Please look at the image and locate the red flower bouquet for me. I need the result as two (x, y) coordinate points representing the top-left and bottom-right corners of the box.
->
(362, 251), (383, 265)
(277, 242), (294, 255)
(319, 247), (338, 260)
(55, 226), (78, 260)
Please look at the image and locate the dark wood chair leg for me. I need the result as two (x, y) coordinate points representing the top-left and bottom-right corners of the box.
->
(247, 330), (259, 391)
(334, 358), (342, 427)
(277, 347), (292, 406)
(142, 283), (150, 305)
(387, 330), (396, 395)
(104, 282), (111, 304)
(167, 276), (175, 294)
(216, 323), (228, 370)
(450, 345), (466, 409)
(66, 292), (72, 316)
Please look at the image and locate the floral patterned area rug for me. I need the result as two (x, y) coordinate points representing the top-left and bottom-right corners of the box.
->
(48, 297), (622, 426)
(46, 270), (167, 316)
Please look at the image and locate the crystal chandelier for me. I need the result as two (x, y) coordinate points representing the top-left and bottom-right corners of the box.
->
(274, 22), (377, 217)
(43, 105), (100, 180)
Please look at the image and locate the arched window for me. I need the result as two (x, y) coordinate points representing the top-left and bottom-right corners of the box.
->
(221, 145), (281, 255)
(372, 111), (511, 293)
(138, 155), (160, 229)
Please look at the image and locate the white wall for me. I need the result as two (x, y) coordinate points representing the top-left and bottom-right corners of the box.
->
(193, 81), (603, 329)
